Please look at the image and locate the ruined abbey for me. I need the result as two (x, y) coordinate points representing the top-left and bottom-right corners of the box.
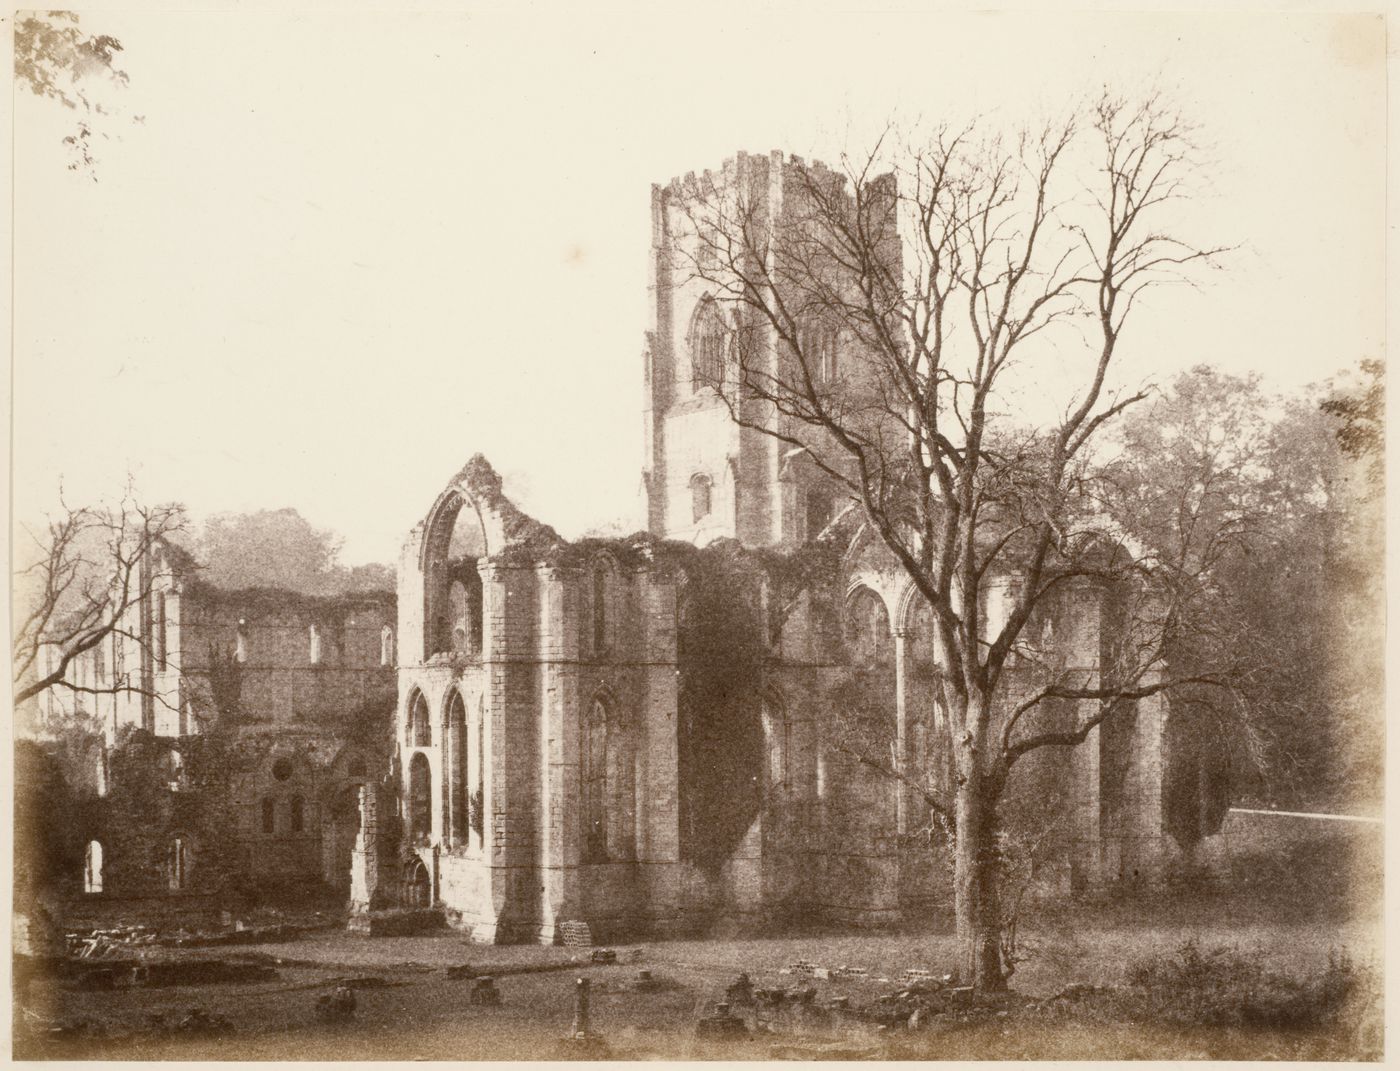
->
(29, 152), (1175, 942)
(365, 151), (1173, 943)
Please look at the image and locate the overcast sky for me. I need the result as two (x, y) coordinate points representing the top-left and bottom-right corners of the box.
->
(13, 3), (1385, 565)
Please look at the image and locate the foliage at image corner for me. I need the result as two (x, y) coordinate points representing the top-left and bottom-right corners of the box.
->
(14, 10), (131, 177)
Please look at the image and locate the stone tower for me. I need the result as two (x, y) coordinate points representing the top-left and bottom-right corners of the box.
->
(642, 151), (889, 548)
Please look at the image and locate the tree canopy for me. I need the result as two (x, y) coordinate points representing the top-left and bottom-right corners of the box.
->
(186, 508), (394, 595)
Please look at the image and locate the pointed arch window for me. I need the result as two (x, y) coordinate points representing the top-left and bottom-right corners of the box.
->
(580, 696), (636, 862)
(690, 297), (729, 391)
(262, 797), (276, 834)
(156, 594), (169, 669)
(690, 474), (713, 523)
(762, 693), (791, 795)
(381, 625), (394, 667)
(309, 624), (323, 665)
(407, 690), (432, 747)
(846, 587), (892, 667)
(444, 690), (468, 848)
(290, 795), (305, 833)
(408, 752), (433, 843)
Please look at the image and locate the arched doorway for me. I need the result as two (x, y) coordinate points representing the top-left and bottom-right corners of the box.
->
(402, 857), (431, 908)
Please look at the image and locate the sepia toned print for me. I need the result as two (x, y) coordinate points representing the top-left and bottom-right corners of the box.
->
(10, 5), (1384, 1062)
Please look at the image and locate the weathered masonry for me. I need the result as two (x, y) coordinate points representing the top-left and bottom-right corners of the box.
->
(37, 543), (395, 927)
(376, 151), (1173, 943)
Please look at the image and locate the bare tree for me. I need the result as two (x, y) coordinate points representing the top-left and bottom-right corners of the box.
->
(13, 482), (186, 711)
(673, 94), (1235, 991)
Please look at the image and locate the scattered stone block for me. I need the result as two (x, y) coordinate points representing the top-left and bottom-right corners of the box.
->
(468, 977), (501, 1006)
(558, 921), (593, 949)
(696, 1002), (749, 1042)
(315, 987), (357, 1024)
(590, 948), (617, 965)
(725, 972), (754, 1005)
(176, 1006), (233, 1036)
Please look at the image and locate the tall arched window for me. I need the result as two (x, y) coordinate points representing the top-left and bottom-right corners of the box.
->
(588, 557), (618, 657)
(380, 625), (394, 667)
(168, 837), (188, 891)
(846, 587), (892, 667)
(580, 696), (635, 862)
(235, 620), (248, 663)
(156, 595), (169, 669)
(762, 693), (790, 795)
(407, 690), (432, 747)
(592, 566), (607, 655)
(690, 474), (713, 523)
(690, 297), (728, 390)
(84, 840), (104, 894)
(582, 699), (608, 860)
(290, 795), (305, 833)
(262, 797), (276, 834)
(422, 491), (486, 659)
(408, 752), (433, 843)
(444, 690), (467, 848)
(309, 624), (323, 665)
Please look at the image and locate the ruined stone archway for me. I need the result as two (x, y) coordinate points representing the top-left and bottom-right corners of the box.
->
(402, 857), (431, 909)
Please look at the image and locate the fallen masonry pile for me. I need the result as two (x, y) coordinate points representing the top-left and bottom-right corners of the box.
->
(69, 928), (159, 958)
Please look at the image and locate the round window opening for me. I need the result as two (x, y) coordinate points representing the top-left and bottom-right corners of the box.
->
(272, 757), (294, 781)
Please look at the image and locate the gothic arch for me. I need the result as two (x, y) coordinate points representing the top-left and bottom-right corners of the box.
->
(760, 688), (790, 796)
(406, 688), (432, 748)
(580, 689), (636, 863)
(689, 472), (713, 523)
(586, 553), (621, 658)
(441, 688), (468, 848)
(844, 583), (893, 667)
(408, 752), (433, 844)
(420, 488), (487, 659)
(687, 294), (731, 390)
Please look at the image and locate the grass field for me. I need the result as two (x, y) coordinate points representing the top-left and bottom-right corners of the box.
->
(15, 825), (1383, 1061)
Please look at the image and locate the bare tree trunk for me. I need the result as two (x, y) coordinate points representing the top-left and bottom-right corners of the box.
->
(953, 696), (1007, 993)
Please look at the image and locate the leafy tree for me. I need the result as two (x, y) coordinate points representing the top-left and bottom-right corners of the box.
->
(1112, 365), (1383, 816)
(189, 508), (394, 595)
(1321, 359), (1384, 489)
(14, 10), (132, 177)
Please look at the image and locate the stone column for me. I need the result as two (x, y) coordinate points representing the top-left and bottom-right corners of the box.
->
(1066, 579), (1103, 892)
(893, 628), (909, 837)
(538, 565), (581, 942)
(349, 783), (388, 915)
(1129, 680), (1167, 884)
(442, 714), (456, 848)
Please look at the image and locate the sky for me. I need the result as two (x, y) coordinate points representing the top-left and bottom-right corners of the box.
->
(12, 3), (1386, 566)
